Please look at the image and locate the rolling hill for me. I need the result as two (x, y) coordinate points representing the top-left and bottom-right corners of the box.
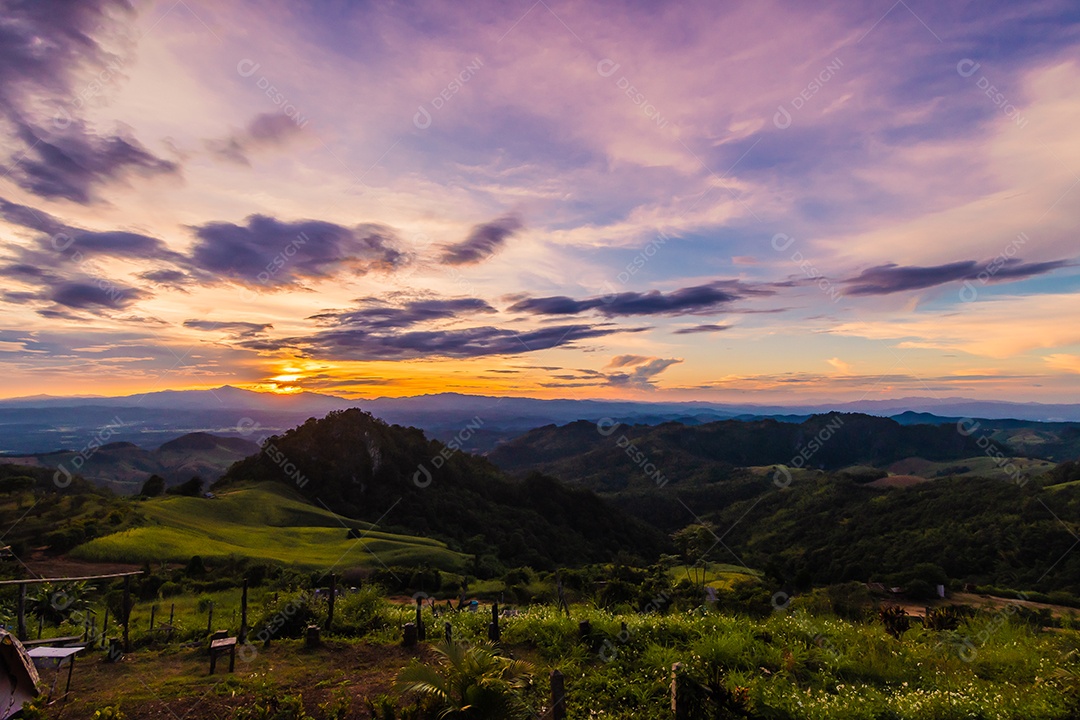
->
(486, 413), (1029, 493)
(71, 483), (467, 571)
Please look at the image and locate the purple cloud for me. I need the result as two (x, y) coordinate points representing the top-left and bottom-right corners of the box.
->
(509, 281), (756, 317)
(187, 214), (407, 287)
(844, 258), (1072, 296)
(248, 323), (646, 360)
(439, 215), (522, 265)
(207, 112), (305, 165)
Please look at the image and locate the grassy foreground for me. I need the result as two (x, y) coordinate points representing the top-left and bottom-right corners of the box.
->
(36, 594), (1080, 720)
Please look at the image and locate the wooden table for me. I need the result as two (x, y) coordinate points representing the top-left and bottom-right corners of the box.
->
(27, 646), (82, 701)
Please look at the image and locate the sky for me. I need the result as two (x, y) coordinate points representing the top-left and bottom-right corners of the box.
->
(0, 0), (1078, 404)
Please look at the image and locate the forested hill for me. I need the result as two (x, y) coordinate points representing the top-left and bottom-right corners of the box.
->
(487, 413), (1037, 492)
(217, 409), (669, 570)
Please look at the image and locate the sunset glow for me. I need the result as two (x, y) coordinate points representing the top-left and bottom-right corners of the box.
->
(1, 0), (1078, 404)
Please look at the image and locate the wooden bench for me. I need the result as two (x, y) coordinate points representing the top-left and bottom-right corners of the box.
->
(208, 632), (237, 674)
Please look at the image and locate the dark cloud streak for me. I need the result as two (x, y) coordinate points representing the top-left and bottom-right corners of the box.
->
(439, 215), (521, 265)
(509, 281), (759, 317)
(310, 297), (496, 329)
(248, 323), (645, 361)
(183, 320), (272, 338)
(844, 258), (1073, 295)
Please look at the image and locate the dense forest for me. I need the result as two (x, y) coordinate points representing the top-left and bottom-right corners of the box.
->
(217, 409), (668, 572)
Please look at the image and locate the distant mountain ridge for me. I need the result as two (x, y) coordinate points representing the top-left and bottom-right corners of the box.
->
(2, 386), (1079, 455)
(2, 385), (1078, 419)
(3, 432), (259, 493)
(0, 385), (351, 412)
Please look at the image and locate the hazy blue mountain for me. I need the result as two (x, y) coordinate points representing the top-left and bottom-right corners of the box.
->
(3, 432), (259, 493)
(1, 387), (1078, 455)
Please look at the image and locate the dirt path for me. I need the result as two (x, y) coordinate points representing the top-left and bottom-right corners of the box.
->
(887, 592), (1079, 621)
(22, 553), (145, 578)
(950, 591), (1079, 619)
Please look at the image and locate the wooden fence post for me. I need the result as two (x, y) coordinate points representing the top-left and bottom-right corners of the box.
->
(671, 663), (688, 720)
(326, 575), (336, 633)
(206, 601), (214, 637)
(16, 583), (26, 641)
(556, 572), (571, 617)
(149, 604), (156, 631)
(240, 579), (248, 644)
(550, 669), (566, 720)
(122, 576), (131, 652)
(101, 607), (109, 648)
(415, 597), (426, 641)
(488, 602), (501, 642)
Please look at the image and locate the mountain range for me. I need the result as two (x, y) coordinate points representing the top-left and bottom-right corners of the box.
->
(4, 432), (259, 493)
(3, 386), (1080, 455)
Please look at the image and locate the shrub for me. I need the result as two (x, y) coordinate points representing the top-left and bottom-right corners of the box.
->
(168, 476), (204, 497)
(159, 581), (183, 598)
(880, 605), (910, 639)
(331, 585), (387, 636)
(140, 475), (166, 497)
(249, 591), (323, 641)
(185, 555), (207, 577)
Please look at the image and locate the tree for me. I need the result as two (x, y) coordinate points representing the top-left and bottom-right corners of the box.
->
(673, 523), (717, 590)
(140, 474), (166, 497)
(167, 476), (203, 497)
(396, 641), (534, 719)
(0, 476), (35, 493)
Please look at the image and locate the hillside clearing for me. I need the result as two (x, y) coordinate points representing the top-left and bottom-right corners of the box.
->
(71, 485), (466, 571)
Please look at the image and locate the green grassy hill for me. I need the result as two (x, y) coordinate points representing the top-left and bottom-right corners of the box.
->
(71, 483), (467, 571)
(886, 455), (1055, 481)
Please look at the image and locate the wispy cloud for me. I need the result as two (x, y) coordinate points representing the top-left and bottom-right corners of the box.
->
(439, 215), (522, 265)
(510, 281), (766, 317)
(843, 258), (1072, 296)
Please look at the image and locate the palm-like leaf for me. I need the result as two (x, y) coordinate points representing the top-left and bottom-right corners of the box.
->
(395, 641), (535, 719)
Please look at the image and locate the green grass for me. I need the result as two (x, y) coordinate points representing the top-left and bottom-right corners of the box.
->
(887, 455), (1056, 481)
(26, 583), (1080, 719)
(71, 484), (467, 571)
(668, 563), (762, 591)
